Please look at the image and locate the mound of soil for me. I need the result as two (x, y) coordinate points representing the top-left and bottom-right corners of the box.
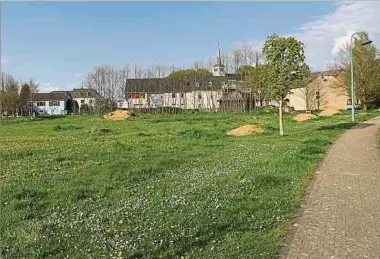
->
(104, 110), (131, 121)
(293, 113), (318, 122)
(226, 125), (264, 136)
(319, 108), (341, 116)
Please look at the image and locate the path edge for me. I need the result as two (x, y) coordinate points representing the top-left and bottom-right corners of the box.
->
(276, 118), (378, 259)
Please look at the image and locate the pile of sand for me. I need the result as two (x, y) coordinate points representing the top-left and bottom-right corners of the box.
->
(293, 113), (318, 122)
(319, 108), (341, 116)
(103, 110), (131, 121)
(226, 125), (264, 136)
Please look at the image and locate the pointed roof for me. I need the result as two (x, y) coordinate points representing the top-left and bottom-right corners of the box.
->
(213, 41), (225, 67)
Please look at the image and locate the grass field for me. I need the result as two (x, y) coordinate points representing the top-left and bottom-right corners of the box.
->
(0, 110), (377, 259)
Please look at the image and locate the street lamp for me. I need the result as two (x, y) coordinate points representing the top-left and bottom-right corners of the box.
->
(350, 32), (372, 122)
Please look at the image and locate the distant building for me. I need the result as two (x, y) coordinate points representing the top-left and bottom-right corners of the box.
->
(68, 88), (103, 112)
(30, 88), (102, 115)
(125, 44), (254, 112)
(31, 91), (73, 115)
(286, 69), (349, 111)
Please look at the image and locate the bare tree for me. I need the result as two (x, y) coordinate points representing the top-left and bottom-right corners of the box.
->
(232, 48), (244, 72)
(297, 74), (327, 111)
(248, 49), (262, 67)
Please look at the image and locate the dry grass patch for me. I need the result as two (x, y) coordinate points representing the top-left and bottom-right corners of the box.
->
(293, 114), (318, 122)
(226, 125), (264, 136)
(103, 110), (132, 121)
(319, 108), (341, 116)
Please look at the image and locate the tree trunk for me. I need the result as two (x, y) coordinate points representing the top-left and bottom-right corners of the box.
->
(279, 99), (284, 136)
(363, 103), (368, 111)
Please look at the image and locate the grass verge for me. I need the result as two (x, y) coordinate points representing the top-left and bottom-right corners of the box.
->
(0, 110), (378, 258)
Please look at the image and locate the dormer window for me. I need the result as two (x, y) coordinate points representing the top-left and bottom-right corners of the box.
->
(195, 82), (200, 88)
(213, 68), (218, 73)
(208, 82), (213, 88)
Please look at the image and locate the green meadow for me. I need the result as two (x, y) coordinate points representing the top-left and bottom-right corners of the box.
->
(1, 110), (377, 259)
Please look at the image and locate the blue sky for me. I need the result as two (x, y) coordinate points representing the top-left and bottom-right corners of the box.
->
(1, 1), (380, 92)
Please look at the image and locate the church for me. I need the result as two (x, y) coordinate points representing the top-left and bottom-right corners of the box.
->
(123, 45), (255, 112)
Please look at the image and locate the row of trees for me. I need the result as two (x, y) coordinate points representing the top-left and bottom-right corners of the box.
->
(80, 45), (265, 102)
(0, 73), (39, 117)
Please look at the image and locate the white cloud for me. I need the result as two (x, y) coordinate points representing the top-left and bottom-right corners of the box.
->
(74, 72), (81, 78)
(236, 1), (380, 71)
(36, 82), (76, 93)
(36, 82), (61, 93)
(292, 1), (380, 70)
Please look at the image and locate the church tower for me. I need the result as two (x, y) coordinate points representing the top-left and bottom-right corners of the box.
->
(212, 42), (226, 77)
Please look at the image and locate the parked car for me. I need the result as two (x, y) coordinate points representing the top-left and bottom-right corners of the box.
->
(346, 99), (361, 110)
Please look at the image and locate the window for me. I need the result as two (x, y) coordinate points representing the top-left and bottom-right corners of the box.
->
(89, 99), (93, 104)
(87, 92), (91, 97)
(214, 68), (218, 72)
(198, 93), (202, 99)
(172, 93), (176, 98)
(81, 100), (85, 104)
(37, 101), (45, 106)
(49, 101), (60, 106)
(219, 67), (224, 72)
(195, 82), (200, 88)
(180, 92), (184, 98)
(208, 82), (213, 88)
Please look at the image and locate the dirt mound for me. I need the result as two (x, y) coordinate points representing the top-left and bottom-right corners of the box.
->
(104, 110), (131, 121)
(319, 108), (341, 116)
(293, 113), (318, 122)
(226, 125), (264, 136)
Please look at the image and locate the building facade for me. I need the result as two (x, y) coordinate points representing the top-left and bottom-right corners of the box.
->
(286, 70), (349, 111)
(31, 91), (73, 115)
(124, 45), (253, 112)
(69, 88), (102, 112)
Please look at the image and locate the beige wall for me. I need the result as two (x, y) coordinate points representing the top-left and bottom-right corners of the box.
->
(287, 74), (349, 111)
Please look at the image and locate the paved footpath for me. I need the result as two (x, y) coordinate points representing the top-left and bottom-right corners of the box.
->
(282, 116), (380, 259)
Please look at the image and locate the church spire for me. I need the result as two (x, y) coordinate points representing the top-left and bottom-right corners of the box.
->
(212, 41), (226, 77)
(217, 41), (222, 66)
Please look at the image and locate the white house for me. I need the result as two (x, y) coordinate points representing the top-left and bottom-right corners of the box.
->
(31, 91), (73, 115)
(69, 88), (102, 112)
(124, 46), (252, 112)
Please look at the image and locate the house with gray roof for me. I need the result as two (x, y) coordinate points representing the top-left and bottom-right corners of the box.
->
(31, 91), (73, 115)
(124, 45), (254, 112)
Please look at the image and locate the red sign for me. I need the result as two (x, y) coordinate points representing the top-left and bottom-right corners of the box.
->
(131, 93), (141, 99)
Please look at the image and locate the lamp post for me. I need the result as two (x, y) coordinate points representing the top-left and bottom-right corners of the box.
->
(316, 91), (320, 111)
(350, 32), (372, 122)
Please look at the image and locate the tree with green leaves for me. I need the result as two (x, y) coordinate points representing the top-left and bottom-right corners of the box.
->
(236, 65), (256, 78)
(244, 64), (272, 107)
(167, 69), (211, 79)
(0, 72), (20, 116)
(336, 31), (380, 110)
(19, 83), (31, 115)
(262, 34), (310, 136)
